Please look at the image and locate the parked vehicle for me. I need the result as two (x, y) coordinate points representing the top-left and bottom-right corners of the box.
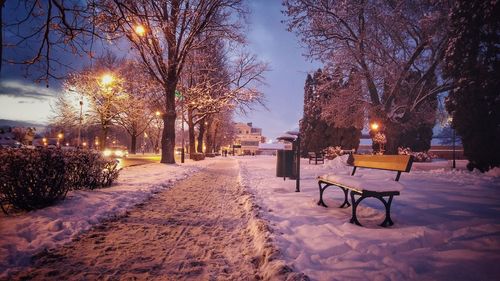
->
(103, 145), (129, 158)
(0, 136), (22, 148)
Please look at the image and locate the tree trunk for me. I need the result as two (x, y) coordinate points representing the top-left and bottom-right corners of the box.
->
(160, 85), (176, 164)
(206, 119), (218, 153)
(187, 108), (196, 158)
(101, 125), (109, 151)
(197, 119), (205, 153)
(131, 134), (137, 154)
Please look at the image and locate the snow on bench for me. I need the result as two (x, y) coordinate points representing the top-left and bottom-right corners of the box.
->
(317, 154), (413, 227)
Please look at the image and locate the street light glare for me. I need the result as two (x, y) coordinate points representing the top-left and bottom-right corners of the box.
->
(156, 111), (161, 116)
(134, 25), (146, 36)
(101, 73), (114, 86)
(370, 122), (379, 131)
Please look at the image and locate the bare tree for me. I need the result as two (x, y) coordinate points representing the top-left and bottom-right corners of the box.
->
(283, 0), (453, 152)
(114, 61), (159, 154)
(1, 0), (109, 84)
(64, 53), (126, 149)
(97, 0), (247, 163)
(180, 40), (268, 155)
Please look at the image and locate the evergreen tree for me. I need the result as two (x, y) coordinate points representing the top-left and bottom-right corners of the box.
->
(300, 68), (362, 155)
(444, 0), (500, 172)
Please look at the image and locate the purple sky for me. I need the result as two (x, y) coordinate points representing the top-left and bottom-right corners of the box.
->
(0, 1), (320, 141)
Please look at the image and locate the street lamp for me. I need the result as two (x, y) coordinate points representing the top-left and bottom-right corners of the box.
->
(134, 24), (146, 36)
(57, 133), (63, 147)
(370, 122), (379, 131)
(101, 73), (114, 86)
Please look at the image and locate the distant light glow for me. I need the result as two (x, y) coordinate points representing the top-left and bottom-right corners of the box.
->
(370, 122), (379, 131)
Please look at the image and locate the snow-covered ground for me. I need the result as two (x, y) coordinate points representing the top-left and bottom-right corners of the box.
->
(238, 156), (500, 280)
(1, 155), (499, 280)
(0, 158), (218, 277)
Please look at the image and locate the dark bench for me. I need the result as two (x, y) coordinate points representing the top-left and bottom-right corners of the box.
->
(317, 154), (413, 227)
(308, 152), (324, 164)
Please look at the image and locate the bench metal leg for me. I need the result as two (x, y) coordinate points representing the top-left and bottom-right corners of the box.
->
(349, 192), (396, 227)
(317, 181), (329, 207)
(317, 181), (350, 208)
(380, 195), (395, 227)
(339, 187), (351, 208)
(349, 192), (364, 226)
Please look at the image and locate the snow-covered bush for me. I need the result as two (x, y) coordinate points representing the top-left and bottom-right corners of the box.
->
(398, 147), (436, 162)
(64, 150), (120, 190)
(0, 148), (68, 211)
(0, 148), (121, 212)
(322, 146), (354, 160)
(373, 132), (387, 145)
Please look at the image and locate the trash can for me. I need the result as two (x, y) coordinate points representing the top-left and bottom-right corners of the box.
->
(276, 149), (296, 178)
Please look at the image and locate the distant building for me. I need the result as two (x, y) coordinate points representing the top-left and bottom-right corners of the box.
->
(233, 122), (265, 155)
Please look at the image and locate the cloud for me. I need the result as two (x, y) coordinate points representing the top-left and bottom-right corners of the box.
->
(0, 79), (61, 101)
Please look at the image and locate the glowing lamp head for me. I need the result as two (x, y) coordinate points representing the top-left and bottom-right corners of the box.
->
(101, 73), (114, 86)
(134, 25), (146, 37)
(156, 111), (161, 116)
(57, 133), (64, 139)
(370, 122), (379, 131)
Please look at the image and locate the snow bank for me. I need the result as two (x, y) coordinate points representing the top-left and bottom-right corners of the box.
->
(238, 156), (500, 280)
(237, 163), (308, 281)
(0, 159), (217, 277)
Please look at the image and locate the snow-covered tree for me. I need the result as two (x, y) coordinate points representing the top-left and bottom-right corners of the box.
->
(284, 0), (452, 153)
(444, 0), (500, 172)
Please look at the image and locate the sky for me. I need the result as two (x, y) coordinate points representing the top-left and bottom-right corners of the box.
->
(0, 0), (320, 141)
(234, 1), (320, 140)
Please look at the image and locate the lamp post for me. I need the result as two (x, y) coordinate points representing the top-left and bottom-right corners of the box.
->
(57, 133), (63, 148)
(78, 99), (83, 148)
(175, 90), (185, 163)
(370, 121), (380, 153)
(284, 131), (301, 192)
(448, 117), (456, 169)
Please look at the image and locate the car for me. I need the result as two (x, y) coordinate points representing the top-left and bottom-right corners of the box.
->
(0, 136), (22, 148)
(103, 145), (129, 158)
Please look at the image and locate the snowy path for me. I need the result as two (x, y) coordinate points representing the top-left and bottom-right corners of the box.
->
(12, 159), (265, 280)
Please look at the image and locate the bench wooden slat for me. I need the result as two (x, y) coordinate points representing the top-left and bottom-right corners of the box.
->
(349, 154), (413, 172)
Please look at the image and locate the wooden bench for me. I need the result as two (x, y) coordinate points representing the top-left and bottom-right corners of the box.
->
(308, 152), (324, 164)
(317, 154), (413, 227)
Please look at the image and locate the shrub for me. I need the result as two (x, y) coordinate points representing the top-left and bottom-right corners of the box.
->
(398, 147), (436, 162)
(191, 153), (205, 161)
(0, 148), (121, 212)
(0, 148), (68, 211)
